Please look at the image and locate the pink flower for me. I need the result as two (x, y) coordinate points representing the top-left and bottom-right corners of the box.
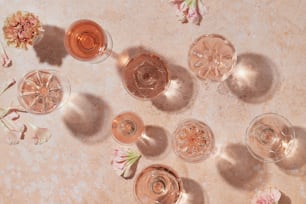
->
(2, 11), (44, 50)
(169, 0), (208, 25)
(251, 187), (282, 204)
(111, 148), (141, 178)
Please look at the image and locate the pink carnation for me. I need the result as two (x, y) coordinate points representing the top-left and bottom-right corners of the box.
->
(2, 11), (44, 49)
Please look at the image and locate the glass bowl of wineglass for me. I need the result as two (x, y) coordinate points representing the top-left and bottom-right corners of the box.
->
(64, 19), (112, 64)
(17, 69), (70, 114)
(122, 53), (170, 100)
(245, 113), (296, 163)
(172, 119), (215, 162)
(188, 34), (237, 81)
(112, 111), (145, 145)
(134, 164), (183, 204)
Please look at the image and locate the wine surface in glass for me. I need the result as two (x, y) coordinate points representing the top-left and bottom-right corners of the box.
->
(18, 70), (63, 114)
(134, 164), (183, 204)
(112, 112), (144, 144)
(65, 19), (106, 61)
(246, 113), (295, 162)
(173, 120), (214, 162)
(188, 34), (236, 81)
(123, 54), (169, 99)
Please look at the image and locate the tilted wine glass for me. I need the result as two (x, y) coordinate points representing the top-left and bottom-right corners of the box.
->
(111, 111), (145, 145)
(122, 53), (170, 100)
(134, 164), (184, 204)
(64, 19), (112, 63)
(245, 113), (296, 163)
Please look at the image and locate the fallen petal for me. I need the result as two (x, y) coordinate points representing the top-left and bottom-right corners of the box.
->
(0, 78), (16, 96)
(32, 127), (52, 145)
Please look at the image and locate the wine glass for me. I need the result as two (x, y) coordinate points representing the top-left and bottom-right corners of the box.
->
(112, 111), (145, 145)
(172, 119), (215, 162)
(17, 69), (70, 114)
(134, 164), (183, 204)
(64, 19), (112, 63)
(188, 34), (237, 81)
(245, 113), (296, 163)
(122, 53), (170, 100)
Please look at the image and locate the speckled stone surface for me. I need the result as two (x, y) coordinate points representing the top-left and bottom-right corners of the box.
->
(0, 0), (305, 203)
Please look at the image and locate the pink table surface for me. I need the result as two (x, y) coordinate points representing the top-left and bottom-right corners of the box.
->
(0, 0), (305, 203)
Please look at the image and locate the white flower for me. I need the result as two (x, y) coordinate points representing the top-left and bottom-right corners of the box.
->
(111, 148), (141, 178)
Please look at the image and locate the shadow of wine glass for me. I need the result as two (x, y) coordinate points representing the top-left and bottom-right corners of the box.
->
(216, 143), (268, 191)
(151, 64), (197, 113)
(226, 53), (280, 103)
(62, 93), (112, 144)
(179, 177), (207, 204)
(276, 126), (306, 177)
(33, 25), (67, 66)
(136, 125), (170, 160)
(279, 191), (292, 204)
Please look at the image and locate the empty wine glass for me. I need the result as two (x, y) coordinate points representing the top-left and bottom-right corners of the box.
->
(188, 34), (237, 81)
(172, 119), (215, 162)
(17, 69), (70, 114)
(134, 164), (183, 204)
(122, 53), (170, 100)
(245, 113), (296, 163)
(112, 112), (145, 145)
(64, 19), (112, 63)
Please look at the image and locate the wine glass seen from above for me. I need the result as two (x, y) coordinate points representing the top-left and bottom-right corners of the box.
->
(17, 69), (70, 114)
(188, 34), (237, 81)
(112, 112), (145, 145)
(173, 119), (215, 162)
(134, 164), (183, 204)
(122, 53), (170, 100)
(64, 19), (112, 63)
(245, 113), (296, 163)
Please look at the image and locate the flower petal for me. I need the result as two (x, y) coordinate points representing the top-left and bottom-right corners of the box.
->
(32, 127), (52, 145)
(110, 148), (141, 178)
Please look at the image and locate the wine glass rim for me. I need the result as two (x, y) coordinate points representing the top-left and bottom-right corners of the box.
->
(188, 33), (237, 82)
(17, 69), (71, 115)
(245, 112), (296, 163)
(172, 118), (215, 163)
(122, 53), (171, 100)
(133, 164), (183, 204)
(111, 111), (145, 145)
(64, 19), (112, 63)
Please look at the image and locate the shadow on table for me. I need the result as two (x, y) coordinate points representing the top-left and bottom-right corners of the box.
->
(216, 143), (268, 191)
(276, 126), (306, 177)
(180, 177), (208, 204)
(152, 64), (197, 113)
(33, 25), (67, 66)
(136, 125), (170, 160)
(62, 92), (112, 144)
(226, 53), (280, 103)
(279, 191), (292, 204)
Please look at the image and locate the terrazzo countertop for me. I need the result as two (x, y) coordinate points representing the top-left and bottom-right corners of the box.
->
(0, 0), (305, 203)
